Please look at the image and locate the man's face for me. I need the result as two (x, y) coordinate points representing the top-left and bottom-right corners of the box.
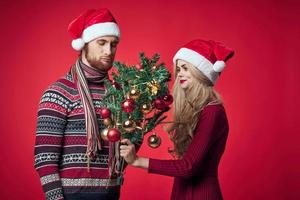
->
(83, 36), (119, 71)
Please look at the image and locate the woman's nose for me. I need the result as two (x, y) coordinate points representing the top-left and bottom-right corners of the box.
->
(178, 71), (183, 77)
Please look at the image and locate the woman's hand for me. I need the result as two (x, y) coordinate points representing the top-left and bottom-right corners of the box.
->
(120, 139), (137, 164)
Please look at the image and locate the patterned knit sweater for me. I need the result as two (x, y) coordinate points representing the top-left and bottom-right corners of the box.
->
(34, 68), (120, 200)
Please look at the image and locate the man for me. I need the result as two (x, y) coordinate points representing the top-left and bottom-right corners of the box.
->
(34, 8), (122, 200)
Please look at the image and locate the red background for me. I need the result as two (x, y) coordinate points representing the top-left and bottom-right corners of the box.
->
(0, 0), (299, 199)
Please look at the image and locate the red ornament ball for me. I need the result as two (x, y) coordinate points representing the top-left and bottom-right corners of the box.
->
(121, 99), (136, 113)
(162, 106), (170, 112)
(163, 94), (173, 106)
(100, 108), (111, 118)
(153, 98), (166, 110)
(107, 128), (121, 142)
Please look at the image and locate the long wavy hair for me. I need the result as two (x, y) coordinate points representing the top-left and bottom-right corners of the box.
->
(167, 60), (222, 158)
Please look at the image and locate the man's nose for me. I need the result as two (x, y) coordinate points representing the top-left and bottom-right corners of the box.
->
(103, 44), (112, 55)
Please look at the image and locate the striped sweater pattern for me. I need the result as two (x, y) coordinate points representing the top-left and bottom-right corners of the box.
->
(34, 70), (120, 200)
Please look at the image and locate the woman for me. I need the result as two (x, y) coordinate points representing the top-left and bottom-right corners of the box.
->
(120, 39), (234, 200)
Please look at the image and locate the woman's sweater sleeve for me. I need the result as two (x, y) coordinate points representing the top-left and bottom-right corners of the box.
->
(148, 106), (225, 178)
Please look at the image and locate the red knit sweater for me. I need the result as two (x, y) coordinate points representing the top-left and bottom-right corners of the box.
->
(148, 104), (229, 200)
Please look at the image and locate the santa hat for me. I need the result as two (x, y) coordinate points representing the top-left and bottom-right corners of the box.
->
(68, 8), (120, 51)
(173, 39), (234, 84)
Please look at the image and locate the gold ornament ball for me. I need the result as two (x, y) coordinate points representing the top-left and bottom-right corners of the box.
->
(129, 88), (140, 100)
(147, 80), (160, 96)
(100, 128), (109, 141)
(141, 103), (152, 114)
(103, 118), (112, 126)
(147, 133), (161, 148)
(122, 119), (136, 133)
(152, 65), (157, 71)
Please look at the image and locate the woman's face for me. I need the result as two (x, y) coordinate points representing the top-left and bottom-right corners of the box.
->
(176, 59), (196, 90)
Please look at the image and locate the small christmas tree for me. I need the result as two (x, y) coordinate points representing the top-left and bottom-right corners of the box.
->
(100, 53), (172, 146)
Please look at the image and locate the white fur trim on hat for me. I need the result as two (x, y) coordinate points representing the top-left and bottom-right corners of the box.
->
(213, 61), (226, 72)
(82, 22), (120, 43)
(173, 48), (219, 84)
(72, 38), (85, 51)
(71, 22), (120, 51)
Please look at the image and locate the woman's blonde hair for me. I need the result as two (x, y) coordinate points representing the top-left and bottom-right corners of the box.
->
(167, 60), (222, 158)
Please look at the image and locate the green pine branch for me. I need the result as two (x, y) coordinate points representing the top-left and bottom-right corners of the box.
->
(102, 53), (172, 144)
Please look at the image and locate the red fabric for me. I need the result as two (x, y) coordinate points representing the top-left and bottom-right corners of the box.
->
(184, 39), (234, 64)
(148, 104), (229, 200)
(67, 8), (117, 39)
(212, 41), (234, 62)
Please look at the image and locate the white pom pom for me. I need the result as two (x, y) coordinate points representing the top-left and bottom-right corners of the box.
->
(213, 61), (226, 72)
(71, 38), (85, 51)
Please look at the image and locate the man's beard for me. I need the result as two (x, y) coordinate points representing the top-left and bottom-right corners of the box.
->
(85, 47), (113, 70)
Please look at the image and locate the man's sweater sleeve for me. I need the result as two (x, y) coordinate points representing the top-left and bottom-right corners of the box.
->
(148, 106), (225, 178)
(34, 85), (69, 200)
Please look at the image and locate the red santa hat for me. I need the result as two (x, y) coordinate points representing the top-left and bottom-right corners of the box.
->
(68, 8), (120, 51)
(173, 39), (234, 84)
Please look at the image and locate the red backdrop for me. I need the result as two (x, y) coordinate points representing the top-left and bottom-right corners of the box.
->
(0, 0), (299, 199)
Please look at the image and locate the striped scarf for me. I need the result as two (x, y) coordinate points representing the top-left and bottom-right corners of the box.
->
(71, 59), (108, 167)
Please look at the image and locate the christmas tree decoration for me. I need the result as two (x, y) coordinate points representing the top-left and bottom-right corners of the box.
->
(135, 64), (143, 70)
(100, 128), (109, 141)
(122, 119), (136, 133)
(102, 53), (171, 144)
(153, 98), (166, 110)
(100, 53), (171, 182)
(128, 87), (140, 100)
(111, 80), (121, 89)
(147, 80), (160, 96)
(151, 65), (158, 71)
(135, 121), (143, 131)
(140, 103), (152, 114)
(147, 133), (161, 148)
(163, 94), (173, 106)
(121, 98), (136, 113)
(103, 118), (112, 126)
(100, 108), (111, 118)
(107, 128), (121, 142)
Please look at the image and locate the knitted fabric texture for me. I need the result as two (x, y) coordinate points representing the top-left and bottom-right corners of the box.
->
(34, 68), (119, 200)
